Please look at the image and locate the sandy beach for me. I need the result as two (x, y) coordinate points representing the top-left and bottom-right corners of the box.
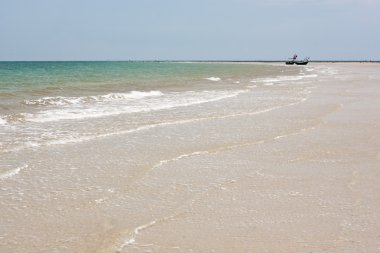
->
(1, 63), (380, 253)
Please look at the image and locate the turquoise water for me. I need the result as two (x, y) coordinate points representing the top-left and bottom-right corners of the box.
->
(0, 61), (329, 253)
(0, 61), (304, 153)
(0, 61), (290, 95)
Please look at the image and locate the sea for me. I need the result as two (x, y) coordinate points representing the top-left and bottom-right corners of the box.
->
(0, 61), (323, 252)
(0, 62), (315, 154)
(0, 61), (317, 155)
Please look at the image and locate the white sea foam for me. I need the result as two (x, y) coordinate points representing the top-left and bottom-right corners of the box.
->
(21, 90), (246, 123)
(23, 91), (163, 106)
(251, 74), (317, 84)
(2, 87), (312, 154)
(2, 85), (313, 154)
(152, 151), (209, 170)
(0, 117), (7, 125)
(302, 74), (318, 78)
(305, 67), (314, 72)
(117, 220), (158, 251)
(0, 165), (28, 180)
(205, 77), (221, 81)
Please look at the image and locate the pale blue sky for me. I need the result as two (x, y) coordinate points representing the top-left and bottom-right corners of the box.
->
(0, 0), (379, 60)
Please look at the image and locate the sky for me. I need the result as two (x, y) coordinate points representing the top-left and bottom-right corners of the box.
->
(0, 0), (379, 61)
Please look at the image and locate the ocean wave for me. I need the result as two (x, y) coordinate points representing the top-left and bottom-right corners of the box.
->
(0, 117), (7, 125)
(20, 90), (246, 123)
(250, 74), (317, 84)
(1, 89), (311, 154)
(205, 77), (221, 81)
(23, 90), (163, 106)
(0, 164), (28, 180)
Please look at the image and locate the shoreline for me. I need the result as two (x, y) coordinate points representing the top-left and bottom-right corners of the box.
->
(1, 63), (380, 253)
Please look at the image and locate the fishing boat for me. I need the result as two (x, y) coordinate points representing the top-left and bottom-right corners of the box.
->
(285, 54), (310, 65)
(285, 54), (298, 65)
(295, 57), (310, 65)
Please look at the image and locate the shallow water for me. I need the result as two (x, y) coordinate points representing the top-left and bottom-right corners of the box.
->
(0, 62), (305, 154)
(4, 62), (376, 253)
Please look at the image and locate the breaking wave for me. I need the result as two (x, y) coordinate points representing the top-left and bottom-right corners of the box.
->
(0, 165), (28, 180)
(23, 91), (163, 106)
(250, 74), (318, 84)
(0, 117), (7, 125)
(205, 77), (221, 81)
(18, 89), (246, 123)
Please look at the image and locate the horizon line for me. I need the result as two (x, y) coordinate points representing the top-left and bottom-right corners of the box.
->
(1, 60), (380, 63)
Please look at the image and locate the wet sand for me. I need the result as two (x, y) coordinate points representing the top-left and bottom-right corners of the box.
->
(106, 63), (380, 253)
(1, 63), (380, 253)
